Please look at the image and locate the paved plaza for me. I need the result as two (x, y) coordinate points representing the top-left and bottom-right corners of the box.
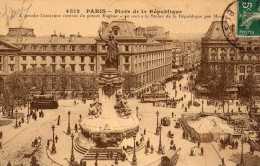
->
(0, 73), (259, 166)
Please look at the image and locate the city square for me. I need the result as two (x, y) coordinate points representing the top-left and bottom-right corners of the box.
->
(1, 72), (260, 166)
(0, 0), (260, 166)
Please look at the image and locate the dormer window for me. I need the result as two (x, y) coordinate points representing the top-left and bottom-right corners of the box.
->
(112, 26), (120, 36)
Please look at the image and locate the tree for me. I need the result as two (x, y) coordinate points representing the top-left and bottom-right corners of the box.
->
(240, 73), (256, 111)
(199, 62), (235, 113)
(25, 67), (52, 94)
(214, 63), (235, 113)
(122, 73), (138, 93)
(2, 73), (31, 117)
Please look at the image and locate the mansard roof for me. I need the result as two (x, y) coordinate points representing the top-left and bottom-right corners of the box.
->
(203, 21), (236, 41)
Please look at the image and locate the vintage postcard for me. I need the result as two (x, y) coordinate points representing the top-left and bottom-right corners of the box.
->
(0, 0), (259, 166)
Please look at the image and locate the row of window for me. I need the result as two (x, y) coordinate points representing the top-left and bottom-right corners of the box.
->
(135, 52), (166, 63)
(239, 75), (260, 83)
(0, 64), (96, 72)
(211, 54), (260, 61)
(135, 59), (165, 73)
(21, 45), (96, 52)
(6, 56), (134, 64)
(6, 56), (95, 63)
(239, 65), (260, 73)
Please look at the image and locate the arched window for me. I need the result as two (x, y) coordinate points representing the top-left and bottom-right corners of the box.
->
(111, 26), (120, 36)
(211, 48), (217, 60)
(230, 48), (235, 61)
(220, 48), (226, 61)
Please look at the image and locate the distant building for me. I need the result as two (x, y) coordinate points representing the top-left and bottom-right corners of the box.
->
(172, 40), (201, 72)
(0, 20), (173, 95)
(200, 21), (260, 88)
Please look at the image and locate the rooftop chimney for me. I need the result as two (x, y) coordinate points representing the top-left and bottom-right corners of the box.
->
(50, 30), (57, 42)
(77, 32), (82, 37)
(101, 21), (109, 31)
(69, 34), (76, 42)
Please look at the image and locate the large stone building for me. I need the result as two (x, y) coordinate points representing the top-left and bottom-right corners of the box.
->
(0, 20), (173, 95)
(200, 21), (260, 89)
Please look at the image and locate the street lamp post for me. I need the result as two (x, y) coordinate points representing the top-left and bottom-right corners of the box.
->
(202, 100), (204, 113)
(15, 110), (18, 128)
(136, 106), (139, 118)
(156, 111), (159, 135)
(227, 99), (230, 114)
(132, 133), (137, 166)
(240, 121), (245, 166)
(157, 125), (163, 154)
(240, 137), (244, 166)
(70, 133), (75, 163)
(67, 110), (71, 135)
(28, 98), (30, 116)
(51, 124), (56, 153)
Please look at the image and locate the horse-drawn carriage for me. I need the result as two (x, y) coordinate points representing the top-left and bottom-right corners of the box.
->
(162, 117), (171, 126)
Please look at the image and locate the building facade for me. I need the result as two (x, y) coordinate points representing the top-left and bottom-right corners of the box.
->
(201, 21), (260, 88)
(0, 20), (173, 94)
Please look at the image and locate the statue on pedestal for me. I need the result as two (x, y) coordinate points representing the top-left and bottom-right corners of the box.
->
(98, 30), (119, 69)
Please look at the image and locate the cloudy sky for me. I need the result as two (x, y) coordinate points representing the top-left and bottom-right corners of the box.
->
(0, 0), (235, 37)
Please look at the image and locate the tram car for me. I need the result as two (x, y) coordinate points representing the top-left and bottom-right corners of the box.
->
(140, 92), (170, 103)
(30, 94), (58, 109)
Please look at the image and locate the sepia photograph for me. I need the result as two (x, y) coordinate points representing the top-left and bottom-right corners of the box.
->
(0, 0), (259, 165)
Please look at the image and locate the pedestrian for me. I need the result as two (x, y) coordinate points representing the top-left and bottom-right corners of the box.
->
(172, 112), (174, 118)
(197, 141), (200, 148)
(0, 141), (2, 149)
(21, 116), (24, 123)
(107, 151), (110, 159)
(170, 139), (174, 145)
(190, 148), (194, 156)
(55, 135), (58, 143)
(110, 151), (113, 159)
(115, 156), (118, 165)
(185, 107), (187, 112)
(182, 132), (185, 139)
(232, 141), (235, 149)
(95, 159), (98, 166)
(201, 147), (204, 156)
(79, 114), (82, 122)
(47, 140), (50, 148)
(75, 123), (78, 133)
(151, 145), (154, 154)
(144, 128), (146, 135)
(0, 131), (3, 139)
(145, 146), (149, 155)
(7, 161), (11, 166)
(173, 144), (176, 150)
(222, 157), (225, 166)
(18, 121), (21, 127)
(147, 138), (150, 148)
(57, 115), (60, 125)
(235, 141), (238, 149)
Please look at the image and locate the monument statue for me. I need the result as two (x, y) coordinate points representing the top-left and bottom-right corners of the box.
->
(98, 30), (119, 69)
